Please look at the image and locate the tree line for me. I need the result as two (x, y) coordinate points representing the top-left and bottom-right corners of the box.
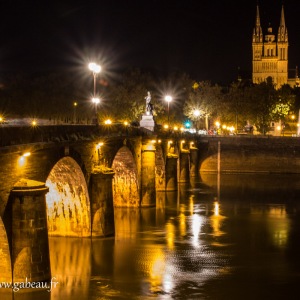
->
(0, 69), (299, 134)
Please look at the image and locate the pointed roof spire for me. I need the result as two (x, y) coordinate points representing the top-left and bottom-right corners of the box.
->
(280, 4), (286, 27)
(253, 4), (263, 43)
(256, 4), (261, 27)
(278, 4), (288, 42)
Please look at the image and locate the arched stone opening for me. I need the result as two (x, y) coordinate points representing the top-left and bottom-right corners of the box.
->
(112, 146), (139, 207)
(46, 157), (91, 237)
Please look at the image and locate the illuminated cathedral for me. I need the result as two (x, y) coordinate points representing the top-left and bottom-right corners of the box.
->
(252, 5), (299, 88)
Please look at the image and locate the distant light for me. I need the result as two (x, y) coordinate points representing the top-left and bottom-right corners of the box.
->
(23, 152), (31, 157)
(32, 120), (37, 126)
(74, 102), (77, 107)
(96, 142), (103, 150)
(193, 109), (200, 117)
(185, 121), (191, 128)
(277, 125), (281, 130)
(174, 126), (178, 131)
(124, 121), (128, 126)
(164, 124), (169, 129)
(104, 119), (112, 125)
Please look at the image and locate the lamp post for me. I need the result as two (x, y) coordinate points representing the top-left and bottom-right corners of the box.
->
(92, 97), (100, 124)
(88, 62), (101, 96)
(165, 95), (172, 127)
(73, 102), (77, 124)
(193, 109), (200, 131)
(88, 62), (101, 124)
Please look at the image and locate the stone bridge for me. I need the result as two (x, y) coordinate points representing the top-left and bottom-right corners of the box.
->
(0, 125), (199, 285)
(1, 124), (300, 286)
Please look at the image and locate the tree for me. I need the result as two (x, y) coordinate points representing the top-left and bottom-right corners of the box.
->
(183, 81), (223, 130)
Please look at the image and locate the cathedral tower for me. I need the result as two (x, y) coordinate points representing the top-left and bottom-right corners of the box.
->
(252, 5), (288, 88)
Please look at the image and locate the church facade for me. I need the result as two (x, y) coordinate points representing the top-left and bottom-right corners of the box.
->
(252, 5), (299, 88)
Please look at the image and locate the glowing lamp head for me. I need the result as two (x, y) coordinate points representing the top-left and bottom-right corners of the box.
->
(88, 62), (101, 74)
(92, 97), (100, 104)
(165, 95), (172, 103)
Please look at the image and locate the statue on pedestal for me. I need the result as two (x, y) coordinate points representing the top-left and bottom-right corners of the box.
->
(140, 91), (155, 131)
(145, 91), (153, 115)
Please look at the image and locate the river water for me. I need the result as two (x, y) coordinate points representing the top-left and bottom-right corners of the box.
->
(5, 174), (300, 300)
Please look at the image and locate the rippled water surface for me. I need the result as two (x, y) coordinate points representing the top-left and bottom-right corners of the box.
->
(6, 174), (300, 300)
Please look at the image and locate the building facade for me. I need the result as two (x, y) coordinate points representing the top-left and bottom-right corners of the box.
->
(252, 5), (299, 88)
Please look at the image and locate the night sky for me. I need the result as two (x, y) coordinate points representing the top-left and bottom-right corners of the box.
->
(0, 0), (299, 85)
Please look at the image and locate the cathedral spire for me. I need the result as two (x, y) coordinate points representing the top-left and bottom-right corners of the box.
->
(278, 5), (288, 42)
(253, 4), (263, 42)
(280, 4), (286, 27)
(256, 4), (261, 27)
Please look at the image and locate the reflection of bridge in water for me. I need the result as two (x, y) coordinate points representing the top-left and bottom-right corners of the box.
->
(1, 124), (300, 290)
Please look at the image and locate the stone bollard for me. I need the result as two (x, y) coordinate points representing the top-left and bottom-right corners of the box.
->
(90, 172), (115, 237)
(5, 179), (51, 284)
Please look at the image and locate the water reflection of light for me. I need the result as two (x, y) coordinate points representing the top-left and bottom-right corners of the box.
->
(179, 212), (186, 237)
(251, 205), (290, 248)
(49, 237), (91, 300)
(210, 201), (226, 238)
(191, 214), (203, 247)
(150, 250), (166, 290)
(214, 201), (220, 216)
(189, 195), (194, 215)
(166, 222), (175, 249)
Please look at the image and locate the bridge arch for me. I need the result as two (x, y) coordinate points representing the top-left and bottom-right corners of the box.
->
(112, 146), (140, 207)
(45, 156), (91, 237)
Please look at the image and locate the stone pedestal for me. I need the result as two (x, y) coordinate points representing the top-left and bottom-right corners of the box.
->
(139, 114), (155, 131)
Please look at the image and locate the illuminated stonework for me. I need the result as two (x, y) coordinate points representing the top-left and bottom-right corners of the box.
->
(46, 157), (91, 237)
(112, 146), (140, 207)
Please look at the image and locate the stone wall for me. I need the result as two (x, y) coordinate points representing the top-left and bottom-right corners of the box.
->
(198, 136), (300, 173)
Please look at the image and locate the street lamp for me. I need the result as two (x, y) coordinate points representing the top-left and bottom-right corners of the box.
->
(89, 62), (101, 125)
(165, 95), (172, 126)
